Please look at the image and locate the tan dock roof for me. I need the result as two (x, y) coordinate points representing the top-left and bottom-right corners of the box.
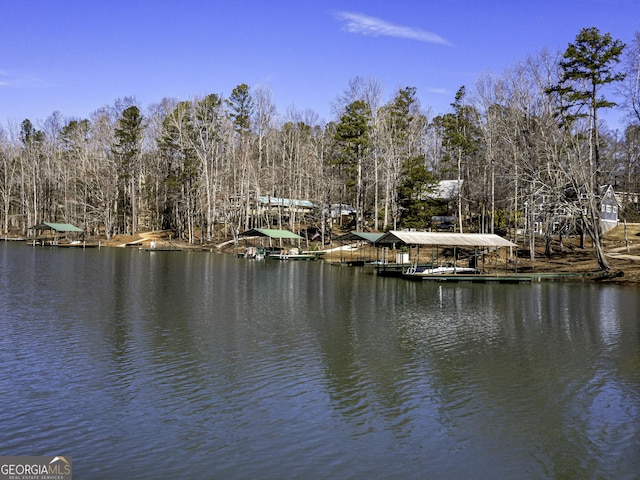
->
(373, 231), (517, 247)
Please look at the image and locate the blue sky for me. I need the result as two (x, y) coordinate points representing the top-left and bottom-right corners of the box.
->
(1, 0), (639, 129)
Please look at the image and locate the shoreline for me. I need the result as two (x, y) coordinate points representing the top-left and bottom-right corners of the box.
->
(6, 229), (640, 287)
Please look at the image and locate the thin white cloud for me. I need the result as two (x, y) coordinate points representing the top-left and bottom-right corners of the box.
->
(335, 11), (452, 46)
(0, 69), (51, 88)
(427, 87), (451, 95)
(0, 70), (12, 86)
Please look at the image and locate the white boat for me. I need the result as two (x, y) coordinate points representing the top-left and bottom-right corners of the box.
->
(271, 247), (324, 261)
(242, 246), (266, 259)
(404, 265), (478, 276)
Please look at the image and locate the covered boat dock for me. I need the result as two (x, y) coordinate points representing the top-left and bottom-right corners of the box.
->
(331, 231), (384, 266)
(239, 228), (303, 241)
(238, 228), (321, 259)
(371, 230), (526, 282)
(29, 222), (88, 246)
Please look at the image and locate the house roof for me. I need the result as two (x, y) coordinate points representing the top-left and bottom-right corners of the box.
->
(323, 204), (357, 217)
(256, 196), (316, 208)
(429, 180), (462, 199)
(334, 231), (385, 243)
(238, 228), (303, 240)
(373, 230), (517, 248)
(30, 222), (83, 232)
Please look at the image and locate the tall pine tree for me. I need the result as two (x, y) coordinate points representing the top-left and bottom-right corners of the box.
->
(548, 27), (625, 270)
(112, 106), (143, 234)
(334, 100), (371, 230)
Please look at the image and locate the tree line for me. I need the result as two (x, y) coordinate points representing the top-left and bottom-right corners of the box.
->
(1, 28), (639, 268)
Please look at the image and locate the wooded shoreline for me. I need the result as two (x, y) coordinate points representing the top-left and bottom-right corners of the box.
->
(11, 224), (639, 287)
(2, 28), (639, 267)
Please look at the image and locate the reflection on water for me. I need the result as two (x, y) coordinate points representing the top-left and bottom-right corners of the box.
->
(0, 242), (639, 479)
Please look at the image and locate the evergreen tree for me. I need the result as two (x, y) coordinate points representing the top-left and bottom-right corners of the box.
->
(20, 119), (45, 146)
(334, 100), (371, 230)
(226, 83), (254, 134)
(158, 101), (199, 239)
(112, 106), (143, 233)
(437, 87), (482, 232)
(548, 27), (625, 270)
(377, 86), (425, 229)
(396, 155), (437, 229)
(226, 84), (255, 230)
(19, 119), (46, 229)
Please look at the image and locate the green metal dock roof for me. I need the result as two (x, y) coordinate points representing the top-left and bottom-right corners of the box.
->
(334, 231), (385, 243)
(30, 222), (84, 232)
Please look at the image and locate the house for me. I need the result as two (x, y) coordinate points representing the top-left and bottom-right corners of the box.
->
(431, 180), (461, 202)
(525, 187), (573, 235)
(526, 185), (619, 235)
(600, 185), (619, 232)
(323, 203), (357, 226)
(423, 180), (461, 208)
(425, 180), (462, 228)
(229, 195), (317, 226)
(256, 196), (316, 216)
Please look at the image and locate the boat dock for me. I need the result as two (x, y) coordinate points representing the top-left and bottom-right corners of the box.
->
(403, 273), (533, 283)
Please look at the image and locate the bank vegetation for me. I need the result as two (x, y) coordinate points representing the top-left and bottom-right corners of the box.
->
(2, 28), (640, 271)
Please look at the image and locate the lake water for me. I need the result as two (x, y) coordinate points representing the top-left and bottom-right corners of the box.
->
(1, 242), (639, 479)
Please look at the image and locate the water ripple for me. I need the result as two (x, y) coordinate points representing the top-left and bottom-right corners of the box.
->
(2, 245), (640, 479)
